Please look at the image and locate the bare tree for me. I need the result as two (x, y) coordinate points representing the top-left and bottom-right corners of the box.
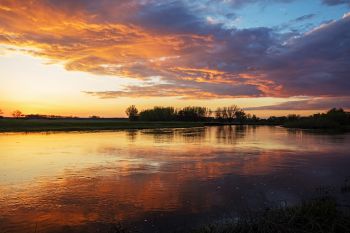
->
(215, 107), (222, 119)
(125, 105), (138, 121)
(208, 109), (213, 118)
(222, 107), (228, 119)
(227, 105), (238, 120)
(12, 110), (23, 118)
(235, 109), (247, 123)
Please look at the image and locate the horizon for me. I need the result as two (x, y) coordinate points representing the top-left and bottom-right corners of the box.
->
(0, 106), (340, 119)
(1, 1), (350, 118)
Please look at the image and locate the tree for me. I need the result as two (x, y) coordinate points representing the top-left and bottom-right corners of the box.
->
(227, 105), (238, 121)
(251, 114), (259, 122)
(12, 110), (23, 118)
(125, 105), (138, 121)
(0, 109), (3, 118)
(287, 114), (300, 121)
(235, 109), (247, 123)
(221, 107), (228, 119)
(215, 105), (244, 121)
(215, 107), (222, 119)
(139, 107), (176, 121)
(325, 108), (348, 125)
(178, 106), (208, 121)
(208, 109), (213, 118)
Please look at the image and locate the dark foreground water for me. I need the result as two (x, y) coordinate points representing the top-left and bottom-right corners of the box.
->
(0, 126), (350, 233)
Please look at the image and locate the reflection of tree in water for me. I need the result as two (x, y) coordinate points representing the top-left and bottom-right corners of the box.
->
(140, 128), (207, 144)
(141, 126), (254, 144)
(127, 129), (138, 142)
(141, 129), (176, 143)
(179, 127), (206, 143)
(287, 128), (348, 145)
(215, 125), (249, 144)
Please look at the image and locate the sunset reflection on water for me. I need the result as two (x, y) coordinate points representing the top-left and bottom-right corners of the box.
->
(1, 126), (350, 232)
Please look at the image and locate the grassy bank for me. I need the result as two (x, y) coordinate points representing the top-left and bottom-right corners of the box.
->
(109, 197), (350, 233)
(282, 108), (350, 132)
(189, 197), (350, 233)
(109, 180), (350, 233)
(283, 118), (350, 131)
(0, 118), (206, 132)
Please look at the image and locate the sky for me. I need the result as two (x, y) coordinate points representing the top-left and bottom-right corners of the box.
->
(0, 0), (349, 117)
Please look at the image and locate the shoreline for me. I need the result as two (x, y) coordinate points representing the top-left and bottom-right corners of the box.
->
(0, 119), (209, 133)
(1, 118), (349, 133)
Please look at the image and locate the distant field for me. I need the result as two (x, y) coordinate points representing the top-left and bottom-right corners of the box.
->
(0, 118), (205, 132)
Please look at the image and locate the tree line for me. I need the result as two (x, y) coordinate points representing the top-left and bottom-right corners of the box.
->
(0, 109), (81, 119)
(2, 107), (349, 129)
(0, 109), (24, 118)
(125, 105), (350, 129)
(281, 108), (350, 130)
(125, 105), (257, 122)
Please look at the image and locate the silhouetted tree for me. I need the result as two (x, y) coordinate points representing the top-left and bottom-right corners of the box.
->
(267, 116), (287, 125)
(125, 105), (138, 121)
(326, 108), (348, 124)
(215, 107), (222, 119)
(12, 110), (23, 118)
(208, 109), (213, 118)
(178, 106), (208, 121)
(221, 107), (228, 119)
(287, 114), (301, 121)
(251, 114), (259, 122)
(0, 109), (3, 118)
(235, 109), (247, 123)
(215, 105), (247, 122)
(227, 105), (238, 120)
(139, 107), (176, 121)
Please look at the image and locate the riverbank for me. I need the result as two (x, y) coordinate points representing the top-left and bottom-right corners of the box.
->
(281, 108), (350, 132)
(0, 118), (206, 132)
(1, 118), (348, 133)
(110, 197), (350, 233)
(283, 119), (350, 132)
(188, 197), (350, 233)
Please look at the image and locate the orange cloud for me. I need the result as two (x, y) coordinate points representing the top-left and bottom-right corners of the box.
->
(1, 0), (349, 100)
(0, 1), (211, 79)
(0, 0), (269, 99)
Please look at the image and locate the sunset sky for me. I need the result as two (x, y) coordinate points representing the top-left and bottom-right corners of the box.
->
(0, 0), (349, 117)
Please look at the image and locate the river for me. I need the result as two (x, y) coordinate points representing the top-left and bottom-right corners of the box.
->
(0, 126), (349, 232)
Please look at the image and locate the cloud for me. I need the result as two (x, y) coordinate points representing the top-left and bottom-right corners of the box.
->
(261, 13), (350, 97)
(293, 14), (316, 22)
(132, 1), (204, 34)
(84, 82), (263, 99)
(213, 0), (295, 8)
(245, 97), (350, 110)
(322, 0), (350, 6)
(0, 0), (349, 100)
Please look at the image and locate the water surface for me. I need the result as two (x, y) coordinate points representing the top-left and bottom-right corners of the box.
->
(1, 126), (350, 232)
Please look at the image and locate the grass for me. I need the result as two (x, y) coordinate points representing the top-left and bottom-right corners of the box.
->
(189, 197), (350, 233)
(0, 118), (206, 132)
(283, 118), (350, 132)
(104, 197), (350, 233)
(108, 176), (350, 232)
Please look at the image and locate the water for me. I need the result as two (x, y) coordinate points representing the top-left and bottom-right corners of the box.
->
(0, 126), (349, 232)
